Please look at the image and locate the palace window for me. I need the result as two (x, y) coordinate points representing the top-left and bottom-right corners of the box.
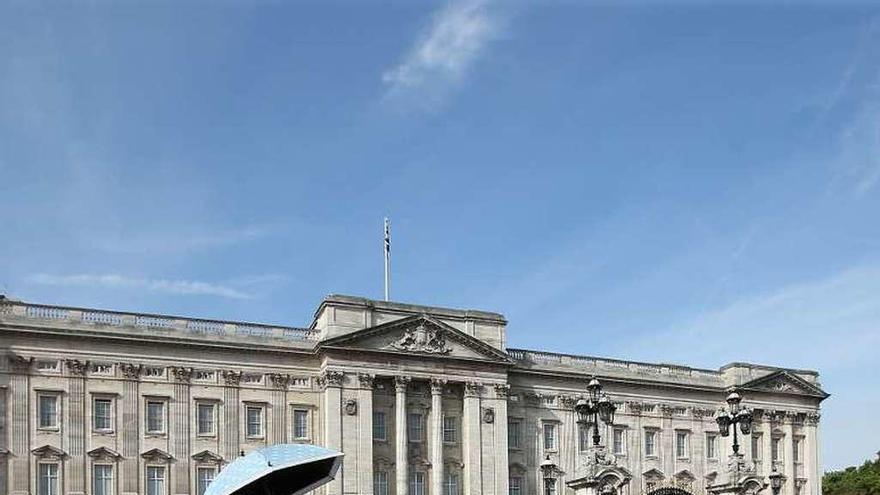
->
(93, 398), (113, 431)
(374, 471), (389, 495)
(444, 472), (460, 495)
(794, 437), (803, 463)
(613, 428), (626, 455)
(196, 467), (216, 495)
(443, 416), (458, 444)
(146, 466), (166, 495)
(508, 419), (522, 449)
(38, 394), (59, 429)
(676, 431), (690, 459)
(752, 434), (763, 460)
(409, 471), (426, 495)
(293, 409), (309, 440)
(408, 413), (424, 443)
(644, 430), (657, 457)
(510, 476), (523, 495)
(197, 403), (215, 436)
(38, 463), (60, 495)
(772, 437), (782, 463)
(578, 423), (590, 451)
(93, 465), (113, 495)
(146, 400), (165, 434)
(706, 434), (718, 459)
(373, 411), (387, 441)
(246, 406), (264, 438)
(543, 423), (557, 451)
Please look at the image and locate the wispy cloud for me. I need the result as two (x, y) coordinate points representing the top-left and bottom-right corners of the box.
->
(88, 224), (279, 255)
(614, 263), (880, 469)
(28, 273), (254, 300)
(382, 0), (504, 110)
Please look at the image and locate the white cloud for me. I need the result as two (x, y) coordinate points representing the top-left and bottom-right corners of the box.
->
(382, 0), (502, 109)
(89, 225), (278, 255)
(28, 273), (254, 300)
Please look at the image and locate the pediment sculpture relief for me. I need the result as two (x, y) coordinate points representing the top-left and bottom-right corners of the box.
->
(389, 323), (451, 355)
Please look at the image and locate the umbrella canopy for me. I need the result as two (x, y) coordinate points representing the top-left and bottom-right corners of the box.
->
(205, 444), (343, 495)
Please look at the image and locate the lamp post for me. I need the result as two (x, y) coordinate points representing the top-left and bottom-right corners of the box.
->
(768, 467), (786, 495)
(541, 455), (559, 495)
(574, 378), (617, 447)
(715, 392), (754, 455)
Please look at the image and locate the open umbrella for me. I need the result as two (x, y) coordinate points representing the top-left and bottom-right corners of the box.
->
(205, 444), (343, 495)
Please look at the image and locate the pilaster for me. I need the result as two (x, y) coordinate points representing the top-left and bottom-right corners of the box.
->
(462, 381), (482, 495)
(9, 355), (31, 495)
(269, 373), (289, 444)
(323, 370), (345, 495)
(358, 373), (376, 495)
(171, 366), (193, 495)
(783, 416), (795, 495)
(119, 363), (142, 495)
(221, 371), (241, 463)
(66, 359), (89, 495)
(394, 376), (410, 495)
(493, 384), (511, 495)
(804, 414), (820, 495)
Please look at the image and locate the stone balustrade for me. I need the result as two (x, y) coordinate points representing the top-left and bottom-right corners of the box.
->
(0, 299), (320, 341)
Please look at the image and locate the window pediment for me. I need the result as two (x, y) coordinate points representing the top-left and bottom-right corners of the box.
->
(32, 445), (66, 460)
(191, 450), (224, 464)
(87, 446), (121, 461)
(141, 448), (173, 462)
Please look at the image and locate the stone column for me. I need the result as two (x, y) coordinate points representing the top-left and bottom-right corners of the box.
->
(323, 370), (345, 495)
(8, 355), (31, 495)
(66, 359), (89, 495)
(170, 366), (193, 495)
(269, 374), (289, 444)
(395, 376), (410, 495)
(462, 382), (482, 495)
(783, 415), (795, 495)
(804, 414), (819, 495)
(762, 413), (774, 478)
(493, 385), (511, 495)
(119, 363), (142, 495)
(221, 371), (242, 463)
(358, 374), (376, 495)
(430, 379), (445, 495)
(0, 385), (7, 495)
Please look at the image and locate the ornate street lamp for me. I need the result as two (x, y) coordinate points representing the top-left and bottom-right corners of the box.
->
(574, 377), (617, 447)
(715, 392), (753, 455)
(540, 455), (559, 495)
(768, 467), (786, 495)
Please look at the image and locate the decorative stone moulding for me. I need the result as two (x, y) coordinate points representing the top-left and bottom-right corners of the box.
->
(389, 321), (451, 355)
(345, 399), (358, 416)
(483, 407), (495, 423)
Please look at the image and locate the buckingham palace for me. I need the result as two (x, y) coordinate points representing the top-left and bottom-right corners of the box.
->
(0, 294), (827, 495)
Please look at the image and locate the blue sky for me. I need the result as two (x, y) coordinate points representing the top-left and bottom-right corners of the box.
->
(2, 0), (879, 470)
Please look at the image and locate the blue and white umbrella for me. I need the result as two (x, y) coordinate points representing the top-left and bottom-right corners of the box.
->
(205, 444), (343, 495)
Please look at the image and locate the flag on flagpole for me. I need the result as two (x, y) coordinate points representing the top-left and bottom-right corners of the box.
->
(384, 218), (390, 301)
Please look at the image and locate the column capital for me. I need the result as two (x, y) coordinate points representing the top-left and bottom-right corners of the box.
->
(221, 370), (242, 387)
(65, 359), (89, 376)
(464, 381), (482, 397)
(320, 370), (345, 389)
(358, 373), (375, 389)
(118, 363), (142, 381)
(804, 412), (820, 426)
(268, 373), (290, 389)
(394, 375), (411, 392)
(431, 378), (447, 395)
(9, 354), (34, 373)
(170, 366), (193, 383)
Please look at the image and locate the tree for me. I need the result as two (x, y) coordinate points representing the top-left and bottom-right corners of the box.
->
(823, 453), (880, 495)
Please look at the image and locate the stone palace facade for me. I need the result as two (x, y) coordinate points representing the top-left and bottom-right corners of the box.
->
(0, 294), (827, 495)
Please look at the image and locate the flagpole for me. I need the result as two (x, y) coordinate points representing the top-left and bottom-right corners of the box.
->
(384, 217), (390, 301)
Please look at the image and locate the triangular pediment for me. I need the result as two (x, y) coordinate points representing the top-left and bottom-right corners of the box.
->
(141, 448), (173, 462)
(318, 315), (512, 364)
(643, 469), (665, 480)
(740, 370), (828, 399)
(32, 445), (66, 460)
(88, 446), (121, 461)
(192, 450), (224, 464)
